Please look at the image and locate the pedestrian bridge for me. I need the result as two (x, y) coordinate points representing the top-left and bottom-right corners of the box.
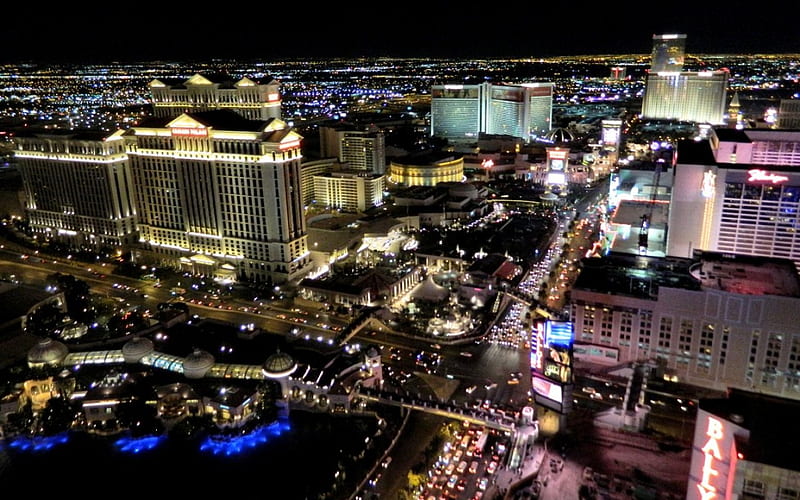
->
(356, 385), (517, 433)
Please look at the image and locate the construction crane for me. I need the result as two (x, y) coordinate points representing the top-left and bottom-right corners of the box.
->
(638, 160), (663, 254)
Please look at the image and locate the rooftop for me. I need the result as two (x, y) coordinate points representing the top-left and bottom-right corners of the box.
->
(700, 388), (800, 471)
(573, 250), (800, 299)
(689, 250), (800, 297)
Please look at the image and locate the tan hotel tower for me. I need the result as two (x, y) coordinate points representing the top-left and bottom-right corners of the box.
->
(125, 110), (311, 284)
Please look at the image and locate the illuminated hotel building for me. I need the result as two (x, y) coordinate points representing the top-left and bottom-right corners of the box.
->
(688, 390), (800, 500)
(312, 171), (385, 212)
(642, 34), (728, 125)
(149, 73), (282, 121)
(14, 129), (138, 249)
(430, 83), (484, 142)
(667, 129), (800, 269)
(650, 34), (687, 73)
(300, 158), (338, 205)
(642, 71), (729, 125)
(125, 110), (311, 284)
(430, 82), (553, 143)
(569, 250), (800, 401)
(388, 151), (465, 187)
(319, 125), (386, 175)
(777, 98), (800, 129)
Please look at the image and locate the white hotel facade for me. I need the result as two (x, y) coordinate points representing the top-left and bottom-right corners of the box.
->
(569, 250), (800, 401)
(667, 128), (800, 271)
(125, 110), (311, 284)
(14, 129), (138, 249)
(14, 74), (311, 285)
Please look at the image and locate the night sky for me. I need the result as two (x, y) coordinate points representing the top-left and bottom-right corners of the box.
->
(5, 5), (800, 64)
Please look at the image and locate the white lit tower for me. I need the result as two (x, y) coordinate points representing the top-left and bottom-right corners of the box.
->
(125, 110), (311, 285)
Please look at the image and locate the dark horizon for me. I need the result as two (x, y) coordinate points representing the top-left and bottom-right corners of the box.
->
(4, 7), (800, 65)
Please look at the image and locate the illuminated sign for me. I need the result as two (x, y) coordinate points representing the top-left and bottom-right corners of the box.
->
(697, 416), (725, 500)
(481, 159), (494, 169)
(548, 149), (568, 160)
(268, 93), (280, 102)
(171, 127), (208, 137)
(701, 170), (716, 198)
(545, 321), (574, 348)
(532, 374), (563, 402)
(602, 127), (619, 146)
(278, 139), (301, 150)
(547, 171), (566, 186)
(747, 169), (788, 184)
(531, 323), (545, 372)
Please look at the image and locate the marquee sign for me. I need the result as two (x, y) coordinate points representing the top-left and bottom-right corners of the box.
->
(171, 127), (208, 137)
(747, 169), (788, 184)
(702, 170), (716, 198)
(696, 416), (724, 499)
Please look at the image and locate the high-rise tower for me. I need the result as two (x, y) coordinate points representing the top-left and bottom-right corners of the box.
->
(430, 82), (553, 143)
(650, 34), (687, 73)
(125, 110), (311, 285)
(642, 34), (728, 125)
(14, 129), (138, 250)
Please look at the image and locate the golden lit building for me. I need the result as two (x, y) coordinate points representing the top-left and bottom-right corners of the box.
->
(312, 171), (385, 213)
(149, 73), (282, 121)
(14, 129), (138, 250)
(388, 151), (464, 187)
(125, 110), (311, 284)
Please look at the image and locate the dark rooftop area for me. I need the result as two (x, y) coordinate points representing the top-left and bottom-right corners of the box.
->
(572, 251), (701, 299)
(675, 139), (717, 166)
(700, 388), (800, 471)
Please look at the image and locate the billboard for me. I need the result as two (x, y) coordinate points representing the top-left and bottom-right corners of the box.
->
(545, 320), (574, 348)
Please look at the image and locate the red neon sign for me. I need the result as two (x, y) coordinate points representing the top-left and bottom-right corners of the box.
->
(697, 416), (724, 500)
(278, 139), (301, 150)
(171, 127), (208, 137)
(748, 169), (788, 184)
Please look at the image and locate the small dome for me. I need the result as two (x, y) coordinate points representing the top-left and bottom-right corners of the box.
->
(121, 336), (154, 363)
(27, 337), (68, 368)
(262, 350), (297, 378)
(182, 349), (215, 379)
(544, 127), (575, 144)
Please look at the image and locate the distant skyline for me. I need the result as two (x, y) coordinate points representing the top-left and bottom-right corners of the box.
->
(5, 6), (800, 64)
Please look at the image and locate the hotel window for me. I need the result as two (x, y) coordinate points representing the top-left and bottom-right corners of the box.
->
(696, 323), (714, 375)
(658, 316), (673, 352)
(777, 487), (799, 500)
(600, 308), (613, 344)
(742, 479), (765, 498)
(788, 335), (800, 378)
(746, 330), (761, 385)
(719, 327), (729, 367)
(766, 332), (783, 370)
(637, 310), (652, 351)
